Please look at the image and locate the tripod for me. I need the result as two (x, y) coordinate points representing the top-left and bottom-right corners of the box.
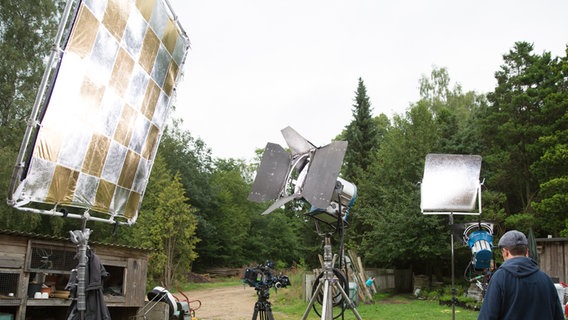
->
(301, 233), (362, 320)
(252, 285), (274, 320)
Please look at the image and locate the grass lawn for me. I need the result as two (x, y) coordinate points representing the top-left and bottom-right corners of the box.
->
(271, 291), (480, 320)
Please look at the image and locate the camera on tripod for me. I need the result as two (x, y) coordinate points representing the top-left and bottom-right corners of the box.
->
(243, 261), (290, 290)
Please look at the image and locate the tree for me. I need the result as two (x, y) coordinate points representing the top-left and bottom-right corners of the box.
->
(133, 156), (199, 287)
(156, 119), (220, 270)
(205, 159), (253, 267)
(342, 78), (382, 184)
(419, 66), (488, 154)
(356, 104), (449, 274)
(0, 0), (62, 146)
(0, 0), (63, 228)
(530, 128), (568, 235)
(479, 42), (568, 236)
(529, 48), (568, 236)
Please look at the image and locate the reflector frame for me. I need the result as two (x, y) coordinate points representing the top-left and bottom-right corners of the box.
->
(421, 154), (482, 215)
(8, 0), (190, 225)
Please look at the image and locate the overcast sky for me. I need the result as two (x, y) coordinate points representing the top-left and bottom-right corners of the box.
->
(167, 0), (567, 160)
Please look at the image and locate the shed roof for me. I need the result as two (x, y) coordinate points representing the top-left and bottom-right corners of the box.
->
(0, 229), (153, 251)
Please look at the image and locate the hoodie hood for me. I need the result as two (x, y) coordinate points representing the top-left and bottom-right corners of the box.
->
(499, 256), (539, 278)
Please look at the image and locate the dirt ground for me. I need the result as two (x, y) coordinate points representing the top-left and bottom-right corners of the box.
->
(176, 285), (281, 320)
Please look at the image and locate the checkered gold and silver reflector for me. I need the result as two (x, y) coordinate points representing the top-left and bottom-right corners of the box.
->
(8, 0), (190, 225)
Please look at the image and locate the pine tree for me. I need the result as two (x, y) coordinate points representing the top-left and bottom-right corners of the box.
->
(343, 78), (381, 184)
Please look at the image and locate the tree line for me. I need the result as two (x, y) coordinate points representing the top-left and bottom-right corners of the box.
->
(1, 1), (566, 286)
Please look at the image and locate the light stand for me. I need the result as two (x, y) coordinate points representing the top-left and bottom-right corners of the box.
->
(420, 154), (483, 320)
(247, 127), (360, 320)
(252, 285), (275, 320)
(69, 217), (91, 320)
(449, 213), (456, 319)
(301, 233), (362, 320)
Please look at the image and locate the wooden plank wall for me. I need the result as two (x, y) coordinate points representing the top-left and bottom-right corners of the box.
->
(0, 234), (27, 269)
(537, 238), (567, 283)
(92, 244), (149, 307)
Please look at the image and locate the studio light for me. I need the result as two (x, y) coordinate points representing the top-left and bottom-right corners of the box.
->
(249, 126), (361, 320)
(248, 126), (356, 226)
(306, 177), (357, 225)
(464, 223), (494, 270)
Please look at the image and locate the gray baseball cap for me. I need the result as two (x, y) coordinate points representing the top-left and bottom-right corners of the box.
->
(498, 230), (528, 248)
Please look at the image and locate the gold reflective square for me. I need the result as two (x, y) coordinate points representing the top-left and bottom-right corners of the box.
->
(114, 105), (136, 146)
(142, 124), (159, 159)
(135, 0), (157, 22)
(141, 80), (160, 120)
(95, 179), (116, 212)
(124, 191), (141, 219)
(139, 28), (160, 75)
(67, 5), (99, 58)
(102, 0), (132, 42)
(163, 59), (177, 96)
(110, 48), (135, 97)
(118, 149), (140, 189)
(47, 165), (79, 203)
(162, 20), (178, 55)
(82, 134), (111, 176)
(34, 126), (63, 162)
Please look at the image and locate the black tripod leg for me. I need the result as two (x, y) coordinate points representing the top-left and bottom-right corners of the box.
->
(254, 304), (274, 320)
(252, 302), (259, 320)
(266, 303), (275, 320)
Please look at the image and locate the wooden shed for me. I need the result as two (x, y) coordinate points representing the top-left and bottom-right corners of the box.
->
(0, 229), (150, 320)
(536, 237), (568, 283)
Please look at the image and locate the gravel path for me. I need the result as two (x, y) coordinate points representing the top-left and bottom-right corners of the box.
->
(175, 285), (262, 320)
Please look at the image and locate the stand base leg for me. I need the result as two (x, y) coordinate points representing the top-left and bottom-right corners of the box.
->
(301, 278), (363, 320)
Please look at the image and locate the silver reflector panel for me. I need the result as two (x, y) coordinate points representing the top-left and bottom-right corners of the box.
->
(421, 154), (482, 214)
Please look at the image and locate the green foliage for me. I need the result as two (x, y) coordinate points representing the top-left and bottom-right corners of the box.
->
(133, 156), (199, 287)
(480, 42), (567, 218)
(354, 102), (444, 269)
(0, 0), (63, 228)
(206, 160), (253, 266)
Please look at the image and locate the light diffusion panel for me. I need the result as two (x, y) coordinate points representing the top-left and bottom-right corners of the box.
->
(12, 0), (189, 224)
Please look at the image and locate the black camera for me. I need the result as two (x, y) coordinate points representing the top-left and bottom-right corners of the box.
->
(243, 261), (290, 290)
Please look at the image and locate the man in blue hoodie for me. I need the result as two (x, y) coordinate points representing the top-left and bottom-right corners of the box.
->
(478, 230), (564, 319)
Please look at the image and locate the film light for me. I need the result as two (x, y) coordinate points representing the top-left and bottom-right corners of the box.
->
(248, 127), (356, 226)
(464, 223), (494, 270)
